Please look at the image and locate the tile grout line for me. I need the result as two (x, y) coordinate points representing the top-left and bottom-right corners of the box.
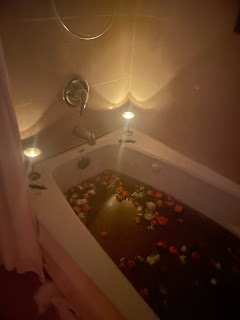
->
(91, 76), (130, 87)
(131, 75), (161, 88)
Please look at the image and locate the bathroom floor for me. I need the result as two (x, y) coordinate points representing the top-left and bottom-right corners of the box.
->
(0, 266), (59, 320)
(66, 170), (240, 320)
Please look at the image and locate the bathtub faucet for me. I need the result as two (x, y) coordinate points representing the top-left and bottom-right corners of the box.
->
(73, 126), (96, 145)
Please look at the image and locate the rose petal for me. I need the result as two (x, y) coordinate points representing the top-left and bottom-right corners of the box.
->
(191, 251), (201, 261)
(155, 200), (163, 207)
(100, 231), (108, 238)
(169, 246), (179, 255)
(139, 288), (149, 300)
(155, 191), (163, 199)
(174, 205), (183, 213)
(157, 216), (168, 226)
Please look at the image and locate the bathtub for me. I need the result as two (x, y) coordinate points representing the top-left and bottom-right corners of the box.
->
(32, 128), (240, 320)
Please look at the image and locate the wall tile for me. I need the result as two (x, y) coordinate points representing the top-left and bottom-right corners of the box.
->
(16, 100), (50, 136)
(89, 77), (129, 110)
(89, 15), (134, 85)
(0, 0), (53, 21)
(136, 0), (173, 18)
(0, 19), (90, 107)
(90, 0), (137, 16)
(130, 76), (174, 109)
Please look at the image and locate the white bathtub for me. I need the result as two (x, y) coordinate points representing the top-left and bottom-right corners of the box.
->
(32, 129), (240, 320)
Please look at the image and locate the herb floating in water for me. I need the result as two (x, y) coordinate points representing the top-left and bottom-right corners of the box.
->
(65, 170), (240, 320)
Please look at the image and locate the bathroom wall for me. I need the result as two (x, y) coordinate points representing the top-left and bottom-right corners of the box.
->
(0, 0), (136, 159)
(1, 0), (240, 182)
(129, 0), (240, 182)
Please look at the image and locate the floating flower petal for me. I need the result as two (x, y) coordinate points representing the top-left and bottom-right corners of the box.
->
(146, 254), (160, 265)
(157, 216), (168, 226)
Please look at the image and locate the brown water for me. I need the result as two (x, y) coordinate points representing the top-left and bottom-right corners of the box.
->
(65, 170), (240, 320)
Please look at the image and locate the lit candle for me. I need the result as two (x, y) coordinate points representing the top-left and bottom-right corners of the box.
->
(23, 148), (41, 158)
(122, 111), (135, 119)
(23, 148), (41, 181)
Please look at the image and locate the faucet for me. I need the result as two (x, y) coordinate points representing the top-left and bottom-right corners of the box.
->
(73, 126), (96, 145)
(63, 76), (89, 116)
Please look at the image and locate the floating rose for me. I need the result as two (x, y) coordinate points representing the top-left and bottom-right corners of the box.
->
(146, 202), (156, 211)
(174, 205), (183, 213)
(88, 189), (96, 195)
(82, 204), (90, 213)
(139, 288), (149, 300)
(154, 211), (159, 217)
(151, 219), (157, 227)
(146, 253), (160, 265)
(116, 186), (124, 193)
(137, 192), (144, 199)
(165, 200), (174, 207)
(116, 194), (124, 202)
(157, 241), (168, 249)
(109, 179), (115, 185)
(83, 193), (89, 199)
(144, 213), (154, 221)
(180, 255), (187, 264)
(126, 259), (136, 271)
(73, 205), (82, 213)
(191, 251), (200, 261)
(75, 199), (87, 205)
(165, 194), (173, 201)
(88, 183), (95, 189)
(100, 231), (108, 238)
(155, 191), (163, 199)
(210, 278), (217, 286)
(181, 245), (187, 254)
(77, 212), (85, 221)
(147, 190), (154, 196)
(157, 216), (168, 226)
(119, 261), (126, 272)
(169, 246), (179, 255)
(155, 200), (163, 207)
(209, 258), (221, 270)
(71, 193), (78, 199)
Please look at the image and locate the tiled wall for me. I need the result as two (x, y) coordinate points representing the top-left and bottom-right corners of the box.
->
(129, 0), (240, 181)
(0, 0), (136, 159)
(1, 0), (240, 181)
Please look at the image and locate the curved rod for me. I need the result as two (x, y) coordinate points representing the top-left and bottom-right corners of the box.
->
(51, 0), (117, 40)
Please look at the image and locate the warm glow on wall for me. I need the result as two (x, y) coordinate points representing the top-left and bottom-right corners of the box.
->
(122, 112), (135, 119)
(23, 148), (41, 158)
